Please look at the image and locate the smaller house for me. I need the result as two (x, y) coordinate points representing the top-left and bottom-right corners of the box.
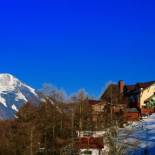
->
(76, 131), (106, 155)
(75, 137), (104, 155)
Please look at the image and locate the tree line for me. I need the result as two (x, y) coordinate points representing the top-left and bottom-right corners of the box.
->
(0, 89), (96, 155)
(0, 85), (126, 155)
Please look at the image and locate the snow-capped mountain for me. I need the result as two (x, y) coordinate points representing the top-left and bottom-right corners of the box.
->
(0, 73), (39, 119)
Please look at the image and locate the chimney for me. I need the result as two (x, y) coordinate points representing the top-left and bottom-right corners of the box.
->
(119, 80), (125, 94)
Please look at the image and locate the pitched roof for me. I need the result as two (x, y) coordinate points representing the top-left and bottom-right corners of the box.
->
(125, 85), (135, 91)
(125, 81), (155, 94)
(136, 81), (155, 89)
(100, 84), (121, 105)
(75, 137), (104, 149)
(101, 84), (119, 99)
(87, 100), (101, 105)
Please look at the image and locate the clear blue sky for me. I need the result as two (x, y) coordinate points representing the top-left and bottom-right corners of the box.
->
(0, 0), (155, 97)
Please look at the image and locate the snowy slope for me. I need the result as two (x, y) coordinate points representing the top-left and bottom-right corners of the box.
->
(118, 114), (155, 155)
(0, 73), (39, 119)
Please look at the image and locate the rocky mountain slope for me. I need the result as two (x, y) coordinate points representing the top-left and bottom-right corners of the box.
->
(0, 73), (39, 119)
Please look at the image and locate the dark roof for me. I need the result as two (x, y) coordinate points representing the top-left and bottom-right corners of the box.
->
(75, 137), (104, 149)
(100, 84), (120, 104)
(101, 84), (119, 99)
(125, 85), (135, 91)
(87, 100), (101, 105)
(136, 81), (155, 89)
(125, 81), (155, 94)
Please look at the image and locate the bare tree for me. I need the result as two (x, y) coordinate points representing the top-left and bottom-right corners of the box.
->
(40, 83), (67, 102)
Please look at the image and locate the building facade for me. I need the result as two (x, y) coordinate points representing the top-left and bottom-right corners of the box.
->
(101, 80), (155, 109)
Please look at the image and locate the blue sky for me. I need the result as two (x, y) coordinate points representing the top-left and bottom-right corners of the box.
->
(0, 0), (155, 97)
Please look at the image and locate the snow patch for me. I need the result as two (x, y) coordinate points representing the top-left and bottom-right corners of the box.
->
(12, 104), (18, 112)
(16, 91), (28, 102)
(23, 84), (38, 97)
(0, 73), (39, 119)
(0, 96), (7, 107)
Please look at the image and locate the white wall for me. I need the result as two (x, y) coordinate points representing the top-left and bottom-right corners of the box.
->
(140, 84), (155, 108)
(80, 149), (101, 155)
(77, 131), (105, 137)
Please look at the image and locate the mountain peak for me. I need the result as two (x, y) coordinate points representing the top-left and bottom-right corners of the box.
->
(0, 73), (16, 79)
(0, 73), (19, 87)
(0, 73), (39, 119)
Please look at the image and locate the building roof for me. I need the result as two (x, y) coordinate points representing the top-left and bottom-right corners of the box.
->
(101, 84), (119, 99)
(125, 81), (155, 95)
(75, 137), (104, 149)
(125, 85), (135, 91)
(136, 81), (155, 89)
(100, 84), (121, 104)
(87, 100), (101, 105)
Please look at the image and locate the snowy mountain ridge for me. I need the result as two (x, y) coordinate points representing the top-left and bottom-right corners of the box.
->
(0, 73), (39, 119)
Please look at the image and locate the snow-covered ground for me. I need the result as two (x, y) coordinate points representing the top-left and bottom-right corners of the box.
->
(118, 114), (155, 155)
(76, 115), (155, 154)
